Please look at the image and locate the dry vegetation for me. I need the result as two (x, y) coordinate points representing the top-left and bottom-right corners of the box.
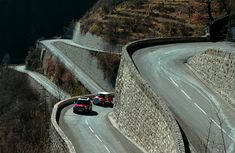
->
(0, 68), (55, 153)
(26, 50), (90, 96)
(80, 0), (229, 44)
(42, 54), (90, 96)
(25, 47), (42, 72)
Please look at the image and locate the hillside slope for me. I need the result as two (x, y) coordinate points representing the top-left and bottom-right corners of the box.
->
(0, 68), (56, 153)
(79, 0), (227, 45)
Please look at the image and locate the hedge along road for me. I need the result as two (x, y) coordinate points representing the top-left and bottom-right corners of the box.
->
(132, 42), (235, 153)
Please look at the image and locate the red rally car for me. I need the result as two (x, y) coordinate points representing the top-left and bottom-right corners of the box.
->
(73, 97), (92, 114)
(92, 92), (114, 106)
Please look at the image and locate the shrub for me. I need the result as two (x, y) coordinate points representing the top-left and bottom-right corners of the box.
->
(25, 47), (42, 72)
(42, 57), (90, 96)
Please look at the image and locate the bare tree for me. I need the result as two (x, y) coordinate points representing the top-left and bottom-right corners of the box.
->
(220, 0), (230, 15)
(205, 119), (213, 153)
(207, 0), (214, 21)
(205, 107), (227, 153)
(216, 111), (227, 153)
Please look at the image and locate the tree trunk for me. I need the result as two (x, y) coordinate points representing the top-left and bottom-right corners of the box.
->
(220, 0), (230, 15)
(207, 1), (214, 21)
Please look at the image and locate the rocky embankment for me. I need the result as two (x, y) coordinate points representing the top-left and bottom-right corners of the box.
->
(188, 49), (235, 108)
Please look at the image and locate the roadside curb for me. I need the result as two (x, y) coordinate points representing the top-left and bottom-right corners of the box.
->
(107, 111), (148, 153)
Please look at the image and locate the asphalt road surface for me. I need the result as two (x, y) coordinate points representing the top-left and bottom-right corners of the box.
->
(39, 40), (143, 153)
(59, 104), (144, 153)
(14, 42), (143, 153)
(13, 66), (143, 153)
(132, 42), (235, 153)
(13, 65), (70, 99)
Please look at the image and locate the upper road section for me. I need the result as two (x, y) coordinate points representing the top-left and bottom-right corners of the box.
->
(39, 39), (143, 153)
(132, 42), (235, 152)
(13, 65), (70, 99)
(40, 39), (105, 93)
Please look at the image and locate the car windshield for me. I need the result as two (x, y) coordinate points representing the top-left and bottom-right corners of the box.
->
(97, 94), (105, 98)
(76, 100), (90, 104)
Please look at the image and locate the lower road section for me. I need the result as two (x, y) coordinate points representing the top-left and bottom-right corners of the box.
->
(59, 104), (144, 153)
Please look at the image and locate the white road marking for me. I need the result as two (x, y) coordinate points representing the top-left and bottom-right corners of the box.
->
(95, 134), (103, 143)
(89, 126), (94, 133)
(170, 77), (179, 87)
(180, 89), (192, 100)
(212, 119), (221, 129)
(164, 51), (170, 55)
(104, 145), (111, 153)
(194, 103), (207, 115)
(211, 119), (227, 134)
(222, 129), (227, 134)
(85, 119), (89, 125)
(211, 119), (225, 132)
(228, 135), (235, 142)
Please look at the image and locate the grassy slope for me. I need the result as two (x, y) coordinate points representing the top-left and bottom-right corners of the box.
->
(79, 0), (226, 45)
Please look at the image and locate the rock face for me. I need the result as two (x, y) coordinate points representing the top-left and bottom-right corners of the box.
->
(114, 49), (185, 153)
(73, 22), (122, 52)
(188, 49), (235, 108)
(52, 41), (120, 91)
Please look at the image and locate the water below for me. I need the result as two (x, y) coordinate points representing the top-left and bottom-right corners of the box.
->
(0, 0), (96, 64)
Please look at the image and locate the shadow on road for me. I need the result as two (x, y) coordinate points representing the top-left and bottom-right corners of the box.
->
(74, 110), (98, 116)
(94, 103), (114, 108)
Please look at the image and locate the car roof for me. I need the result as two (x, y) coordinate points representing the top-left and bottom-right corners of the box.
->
(78, 97), (90, 101)
(97, 92), (114, 95)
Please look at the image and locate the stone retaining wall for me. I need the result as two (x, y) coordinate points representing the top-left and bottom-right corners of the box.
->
(53, 41), (120, 91)
(188, 49), (235, 108)
(50, 97), (77, 153)
(49, 37), (208, 153)
(50, 94), (94, 153)
(114, 51), (183, 153)
(114, 37), (208, 153)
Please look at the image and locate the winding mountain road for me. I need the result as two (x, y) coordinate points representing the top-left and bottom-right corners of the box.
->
(13, 64), (143, 153)
(132, 42), (235, 152)
(13, 65), (70, 99)
(40, 39), (105, 93)
(60, 105), (143, 153)
(39, 40), (143, 153)
(19, 39), (235, 152)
